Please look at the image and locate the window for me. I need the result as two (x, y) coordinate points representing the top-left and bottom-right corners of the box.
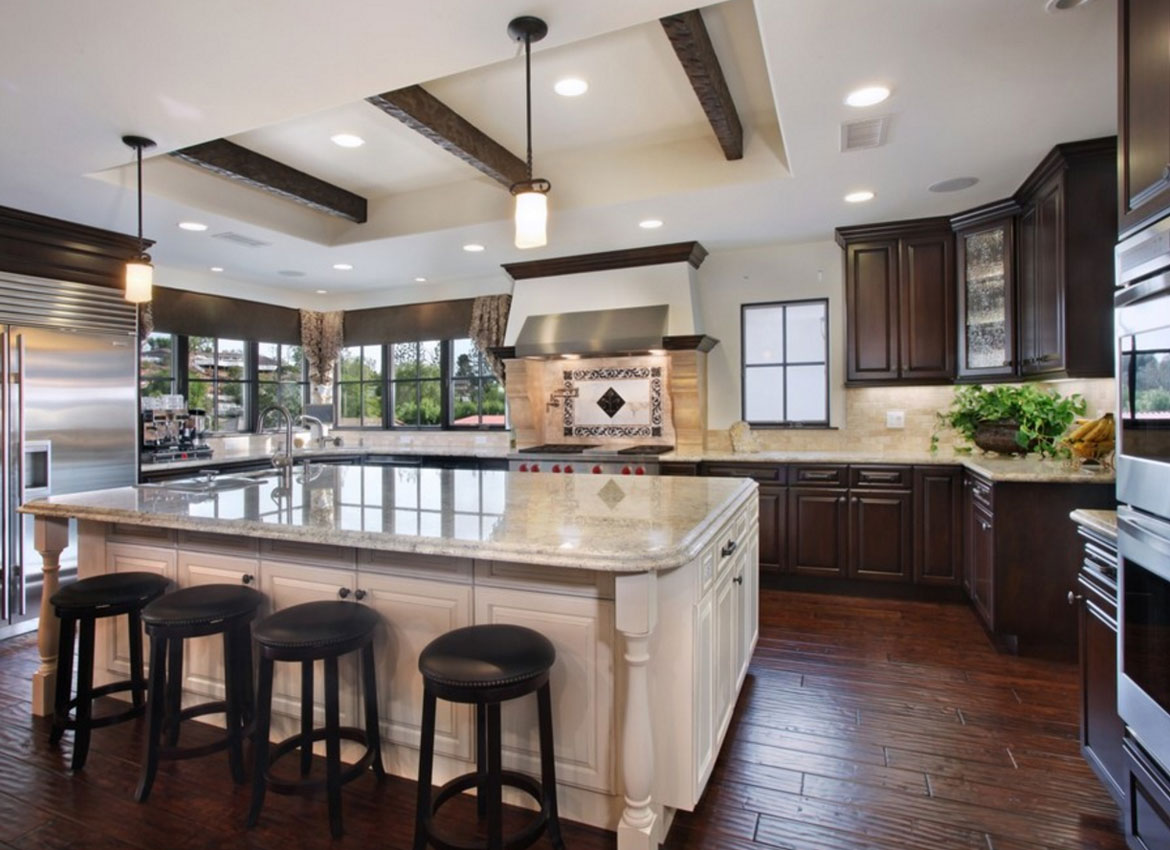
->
(741, 299), (829, 425)
(258, 342), (308, 419)
(390, 340), (442, 428)
(450, 339), (505, 428)
(139, 332), (176, 399)
(337, 345), (384, 428)
(187, 336), (250, 432)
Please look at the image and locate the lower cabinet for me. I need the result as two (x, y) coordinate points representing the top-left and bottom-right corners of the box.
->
(967, 503), (995, 631)
(1125, 741), (1170, 850)
(787, 488), (848, 577)
(103, 542), (177, 682)
(848, 490), (912, 582)
(758, 485), (786, 573)
(913, 467), (963, 585)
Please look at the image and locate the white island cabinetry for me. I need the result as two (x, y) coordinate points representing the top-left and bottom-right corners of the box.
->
(25, 467), (757, 850)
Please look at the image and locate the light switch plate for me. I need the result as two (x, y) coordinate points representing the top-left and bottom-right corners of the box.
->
(886, 410), (905, 429)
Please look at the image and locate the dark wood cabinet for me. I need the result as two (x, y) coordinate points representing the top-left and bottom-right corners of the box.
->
(837, 219), (954, 385)
(1124, 740), (1170, 850)
(758, 485), (786, 574)
(913, 466), (962, 586)
(953, 205), (1017, 381)
(968, 502), (995, 630)
(1076, 564), (1126, 807)
(787, 488), (848, 577)
(848, 490), (912, 582)
(1119, 0), (1170, 237)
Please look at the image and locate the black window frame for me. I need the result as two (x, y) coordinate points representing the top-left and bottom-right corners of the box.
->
(387, 340), (445, 430)
(740, 297), (830, 427)
(185, 335), (254, 434)
(139, 331), (178, 400)
(256, 341), (310, 421)
(335, 344), (386, 430)
(447, 340), (505, 431)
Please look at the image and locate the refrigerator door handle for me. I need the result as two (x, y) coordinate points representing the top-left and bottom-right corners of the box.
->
(15, 334), (24, 617)
(1, 330), (8, 622)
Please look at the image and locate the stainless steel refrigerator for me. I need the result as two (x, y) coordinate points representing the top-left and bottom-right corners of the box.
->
(1, 272), (138, 638)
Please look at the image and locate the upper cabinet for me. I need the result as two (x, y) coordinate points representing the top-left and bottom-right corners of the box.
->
(839, 137), (1116, 386)
(1118, 0), (1170, 238)
(837, 219), (955, 386)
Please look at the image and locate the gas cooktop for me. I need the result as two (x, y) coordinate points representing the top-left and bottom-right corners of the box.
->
(615, 445), (674, 456)
(516, 444), (600, 454)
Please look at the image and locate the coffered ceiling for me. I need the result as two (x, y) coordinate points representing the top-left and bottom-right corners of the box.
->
(0, 0), (1115, 307)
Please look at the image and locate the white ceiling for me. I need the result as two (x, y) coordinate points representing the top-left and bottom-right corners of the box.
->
(0, 0), (1116, 308)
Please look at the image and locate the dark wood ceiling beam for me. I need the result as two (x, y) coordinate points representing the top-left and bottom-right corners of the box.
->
(366, 85), (528, 187)
(660, 10), (744, 161)
(170, 140), (368, 223)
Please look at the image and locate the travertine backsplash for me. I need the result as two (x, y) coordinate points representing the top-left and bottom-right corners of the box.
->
(704, 378), (1116, 454)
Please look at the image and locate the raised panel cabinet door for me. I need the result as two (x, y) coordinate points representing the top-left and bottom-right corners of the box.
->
(971, 509), (995, 630)
(787, 488), (848, 577)
(1119, 0), (1170, 236)
(1017, 204), (1039, 370)
(845, 241), (899, 381)
(258, 560), (359, 736)
(758, 486), (786, 574)
(898, 233), (955, 380)
(1079, 590), (1126, 805)
(714, 568), (738, 737)
(957, 220), (1016, 378)
(175, 551), (260, 703)
(913, 467), (962, 586)
(474, 585), (616, 793)
(848, 491), (912, 582)
(741, 530), (759, 679)
(356, 570), (473, 761)
(103, 543), (177, 681)
(693, 590), (716, 787)
(1024, 180), (1066, 375)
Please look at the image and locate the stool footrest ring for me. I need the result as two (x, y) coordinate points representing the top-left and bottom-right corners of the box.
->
(59, 679), (146, 730)
(422, 769), (549, 850)
(265, 727), (378, 795)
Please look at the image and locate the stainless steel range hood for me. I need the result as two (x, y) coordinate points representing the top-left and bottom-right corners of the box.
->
(512, 305), (669, 357)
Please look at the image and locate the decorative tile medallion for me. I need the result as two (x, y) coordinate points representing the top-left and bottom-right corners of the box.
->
(560, 365), (664, 438)
(597, 387), (626, 418)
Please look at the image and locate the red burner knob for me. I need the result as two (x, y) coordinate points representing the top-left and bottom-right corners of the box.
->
(531, 463), (540, 472)
(552, 464), (561, 473)
(621, 466), (631, 475)
(519, 463), (528, 472)
(635, 467), (645, 476)
(564, 465), (574, 473)
(592, 465), (602, 474)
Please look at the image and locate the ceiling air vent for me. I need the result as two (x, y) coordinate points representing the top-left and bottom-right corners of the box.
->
(840, 116), (889, 152)
(211, 231), (271, 248)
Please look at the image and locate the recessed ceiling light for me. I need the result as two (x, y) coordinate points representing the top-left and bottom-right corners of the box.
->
(332, 263), (353, 271)
(414, 276), (427, 282)
(462, 243), (485, 252)
(554, 77), (588, 97)
(639, 219), (664, 229)
(316, 289), (328, 294)
(844, 86), (890, 108)
(178, 221), (208, 231)
(844, 190), (875, 203)
(929, 176), (980, 193)
(209, 266), (223, 273)
(330, 133), (365, 148)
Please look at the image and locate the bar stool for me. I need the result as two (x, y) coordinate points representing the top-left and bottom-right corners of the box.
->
(49, 572), (172, 771)
(135, 583), (264, 802)
(413, 624), (565, 850)
(247, 600), (385, 838)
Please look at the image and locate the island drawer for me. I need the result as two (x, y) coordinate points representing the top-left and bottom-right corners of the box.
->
(702, 463), (785, 483)
(475, 561), (614, 599)
(108, 523), (175, 545)
(850, 465), (912, 489)
(361, 550), (473, 582)
(791, 465), (847, 486)
(260, 538), (356, 569)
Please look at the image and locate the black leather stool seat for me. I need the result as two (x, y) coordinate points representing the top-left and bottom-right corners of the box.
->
(419, 624), (555, 691)
(142, 584), (263, 629)
(51, 572), (171, 614)
(253, 601), (380, 654)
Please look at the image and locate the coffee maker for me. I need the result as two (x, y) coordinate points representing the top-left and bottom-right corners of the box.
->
(141, 400), (213, 464)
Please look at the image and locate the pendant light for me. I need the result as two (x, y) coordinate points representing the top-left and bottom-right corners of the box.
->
(122, 134), (156, 303)
(507, 16), (550, 250)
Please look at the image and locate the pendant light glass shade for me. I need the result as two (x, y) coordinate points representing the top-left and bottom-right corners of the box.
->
(513, 186), (548, 249)
(124, 257), (153, 303)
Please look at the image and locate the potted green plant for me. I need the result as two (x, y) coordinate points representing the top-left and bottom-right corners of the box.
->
(932, 384), (1086, 457)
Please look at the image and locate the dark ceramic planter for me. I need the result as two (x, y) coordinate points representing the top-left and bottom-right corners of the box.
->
(972, 420), (1032, 455)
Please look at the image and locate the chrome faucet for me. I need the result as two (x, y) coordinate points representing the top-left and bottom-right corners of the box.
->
(257, 404), (295, 487)
(297, 414), (329, 449)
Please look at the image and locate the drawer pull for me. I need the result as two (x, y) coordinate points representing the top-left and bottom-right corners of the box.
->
(732, 575), (744, 586)
(1067, 590), (1084, 605)
(861, 471), (899, 482)
(338, 587), (351, 599)
(241, 574), (254, 585)
(721, 540), (738, 558)
(802, 471), (835, 481)
(354, 589), (367, 601)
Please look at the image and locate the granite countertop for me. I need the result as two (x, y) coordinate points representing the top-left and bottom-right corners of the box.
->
(665, 449), (1116, 484)
(1069, 508), (1118, 541)
(23, 465), (755, 573)
(141, 443), (512, 473)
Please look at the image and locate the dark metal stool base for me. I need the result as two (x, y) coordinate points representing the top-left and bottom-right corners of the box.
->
(421, 769), (551, 850)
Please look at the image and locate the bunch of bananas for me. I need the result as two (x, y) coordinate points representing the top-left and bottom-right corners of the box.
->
(1063, 413), (1115, 462)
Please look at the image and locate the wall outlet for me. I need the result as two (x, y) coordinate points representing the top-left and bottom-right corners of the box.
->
(886, 410), (905, 429)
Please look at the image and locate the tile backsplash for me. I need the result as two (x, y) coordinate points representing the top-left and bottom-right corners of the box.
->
(550, 358), (673, 441)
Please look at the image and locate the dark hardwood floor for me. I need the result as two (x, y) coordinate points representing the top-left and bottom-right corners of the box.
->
(0, 590), (1127, 849)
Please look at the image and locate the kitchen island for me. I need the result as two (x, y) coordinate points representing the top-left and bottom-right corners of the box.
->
(21, 465), (759, 850)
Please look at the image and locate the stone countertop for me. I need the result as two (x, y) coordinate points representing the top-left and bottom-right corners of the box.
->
(23, 465), (756, 573)
(141, 444), (512, 474)
(664, 450), (1116, 484)
(1070, 508), (1118, 541)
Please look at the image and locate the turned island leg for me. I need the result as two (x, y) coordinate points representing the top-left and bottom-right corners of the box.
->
(31, 517), (69, 716)
(615, 571), (660, 850)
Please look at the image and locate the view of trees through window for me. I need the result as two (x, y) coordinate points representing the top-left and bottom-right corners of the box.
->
(139, 332), (175, 398)
(188, 336), (249, 432)
(337, 345), (384, 427)
(451, 339), (505, 427)
(391, 341), (442, 427)
(258, 342), (308, 420)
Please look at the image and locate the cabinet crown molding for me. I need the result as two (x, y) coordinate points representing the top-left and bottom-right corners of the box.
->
(949, 199), (1022, 232)
(834, 216), (952, 248)
(1015, 136), (1117, 203)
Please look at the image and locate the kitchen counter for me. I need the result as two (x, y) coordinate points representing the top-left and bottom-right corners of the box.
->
(1070, 508), (1118, 541)
(666, 449), (1116, 484)
(140, 443), (511, 474)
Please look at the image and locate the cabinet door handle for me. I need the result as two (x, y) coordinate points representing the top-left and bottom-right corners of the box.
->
(721, 540), (738, 558)
(1067, 590), (1083, 605)
(338, 587), (351, 599)
(241, 574), (254, 585)
(862, 472), (899, 482)
(1001, 359), (1013, 367)
(354, 589), (367, 601)
(732, 575), (744, 586)
(1037, 352), (1059, 363)
(802, 471), (834, 481)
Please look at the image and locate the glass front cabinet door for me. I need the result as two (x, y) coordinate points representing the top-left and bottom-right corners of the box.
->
(957, 218), (1016, 379)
